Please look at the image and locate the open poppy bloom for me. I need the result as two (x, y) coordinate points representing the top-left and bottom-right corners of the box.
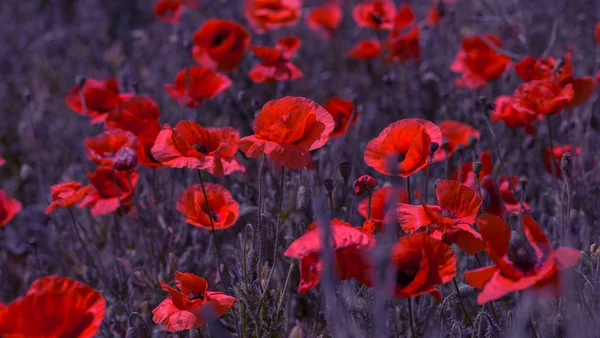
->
(152, 271), (236, 332)
(398, 180), (484, 254)
(177, 183), (239, 229)
(85, 129), (138, 167)
(386, 26), (420, 63)
(543, 144), (581, 179)
(358, 186), (408, 230)
(45, 182), (93, 214)
(78, 167), (138, 217)
(364, 232), (456, 301)
(433, 120), (480, 162)
(306, 3), (342, 39)
(324, 97), (357, 138)
(154, 0), (198, 23)
(105, 96), (163, 168)
(248, 36), (303, 83)
(239, 97), (335, 169)
(244, 0), (302, 33)
(512, 79), (574, 116)
(354, 175), (379, 195)
(0, 276), (105, 337)
(284, 219), (374, 293)
(192, 19), (250, 72)
(151, 121), (226, 176)
(491, 95), (541, 135)
(364, 118), (442, 177)
(352, 0), (396, 30)
(465, 215), (580, 304)
(209, 127), (246, 175)
(348, 40), (382, 60)
(164, 66), (232, 108)
(65, 77), (132, 124)
(451, 35), (510, 89)
(0, 189), (21, 227)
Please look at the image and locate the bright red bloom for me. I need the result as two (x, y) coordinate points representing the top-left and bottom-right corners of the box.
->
(451, 35), (510, 89)
(244, 0), (302, 33)
(512, 80), (574, 116)
(65, 77), (132, 124)
(465, 215), (580, 304)
(394, 4), (415, 29)
(85, 129), (138, 167)
(0, 276), (105, 337)
(192, 19), (250, 72)
(543, 144), (581, 179)
(565, 76), (595, 110)
(177, 183), (239, 229)
(164, 66), (232, 108)
(358, 186), (408, 228)
(0, 189), (21, 227)
(364, 118), (442, 177)
(306, 3), (342, 39)
(491, 95), (540, 135)
(364, 232), (456, 301)
(348, 40), (382, 60)
(239, 97), (335, 169)
(248, 36), (303, 83)
(398, 180), (483, 254)
(596, 22), (600, 44)
(78, 167), (138, 216)
(433, 120), (480, 162)
(324, 97), (357, 138)
(209, 127), (246, 175)
(45, 182), (93, 214)
(354, 175), (379, 195)
(152, 271), (236, 332)
(386, 26), (420, 63)
(284, 219), (374, 293)
(154, 0), (198, 23)
(151, 121), (226, 176)
(352, 0), (396, 30)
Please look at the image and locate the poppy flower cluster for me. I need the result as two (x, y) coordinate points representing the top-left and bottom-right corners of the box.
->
(0, 276), (106, 337)
(451, 35), (510, 89)
(248, 36), (303, 83)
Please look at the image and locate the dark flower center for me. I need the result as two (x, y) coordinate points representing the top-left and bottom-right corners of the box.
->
(370, 13), (383, 25)
(213, 31), (229, 46)
(396, 267), (418, 286)
(209, 209), (221, 222)
(188, 291), (205, 301)
(193, 144), (209, 154)
(441, 209), (458, 219)
(507, 232), (538, 271)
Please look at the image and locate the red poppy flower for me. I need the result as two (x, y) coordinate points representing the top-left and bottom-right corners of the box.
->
(364, 232), (456, 301)
(364, 118), (442, 177)
(354, 175), (379, 195)
(353, 0), (396, 30)
(306, 3), (342, 39)
(177, 183), (239, 229)
(595, 22), (600, 44)
(394, 4), (415, 29)
(348, 40), (382, 60)
(85, 129), (138, 167)
(152, 271), (236, 332)
(151, 121), (226, 176)
(244, 0), (302, 33)
(324, 97), (357, 138)
(433, 120), (480, 162)
(192, 19), (250, 72)
(0, 189), (21, 227)
(491, 95), (540, 135)
(426, 6), (440, 26)
(65, 77), (132, 124)
(45, 182), (93, 214)
(164, 66), (232, 108)
(209, 127), (246, 175)
(451, 35), (510, 89)
(78, 167), (138, 217)
(398, 180), (483, 254)
(0, 276), (105, 338)
(154, 0), (198, 23)
(284, 219), (374, 293)
(0, 153), (5, 167)
(465, 215), (580, 304)
(358, 186), (408, 229)
(512, 80), (574, 116)
(543, 145), (581, 179)
(248, 36), (303, 83)
(565, 76), (595, 110)
(239, 97), (335, 169)
(386, 26), (420, 63)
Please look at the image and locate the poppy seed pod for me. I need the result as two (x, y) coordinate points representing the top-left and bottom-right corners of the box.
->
(560, 152), (573, 176)
(339, 161), (352, 181)
(429, 142), (440, 155)
(519, 176), (528, 189)
(472, 160), (483, 177)
(114, 147), (138, 171)
(324, 179), (335, 193)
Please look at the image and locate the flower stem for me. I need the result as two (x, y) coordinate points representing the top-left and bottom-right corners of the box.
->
(452, 277), (473, 326)
(407, 297), (416, 337)
(256, 154), (265, 276)
(367, 191), (372, 220)
(407, 176), (411, 204)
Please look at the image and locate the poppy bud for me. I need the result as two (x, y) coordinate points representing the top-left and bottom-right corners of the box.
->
(560, 152), (573, 176)
(339, 161), (352, 181)
(458, 284), (475, 297)
(354, 175), (378, 195)
(114, 147), (138, 171)
(472, 160), (483, 177)
(507, 231), (537, 271)
(126, 328), (139, 338)
(467, 135), (478, 147)
(519, 176), (528, 189)
(75, 75), (86, 88)
(429, 142), (440, 155)
(324, 179), (335, 193)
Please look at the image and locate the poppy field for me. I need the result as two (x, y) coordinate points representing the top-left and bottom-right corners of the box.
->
(2, 0), (600, 337)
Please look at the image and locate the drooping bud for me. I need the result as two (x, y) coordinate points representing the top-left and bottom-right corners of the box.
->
(560, 152), (573, 177)
(354, 175), (378, 195)
(114, 147), (138, 171)
(472, 160), (483, 178)
(324, 179), (335, 193)
(339, 161), (352, 181)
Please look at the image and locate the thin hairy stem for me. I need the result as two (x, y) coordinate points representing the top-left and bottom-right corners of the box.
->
(453, 278), (473, 326)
